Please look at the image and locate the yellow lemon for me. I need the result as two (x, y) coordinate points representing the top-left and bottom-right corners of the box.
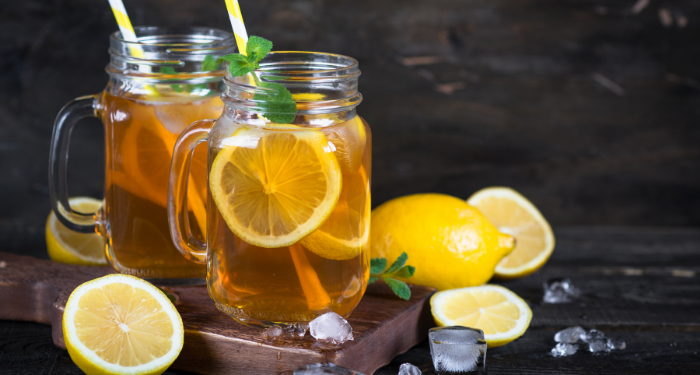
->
(46, 197), (106, 266)
(467, 187), (555, 279)
(369, 194), (515, 290)
(209, 126), (341, 248)
(63, 274), (184, 375)
(431, 284), (532, 347)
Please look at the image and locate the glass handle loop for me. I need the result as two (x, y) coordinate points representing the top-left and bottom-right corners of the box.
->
(48, 95), (100, 233)
(168, 119), (214, 264)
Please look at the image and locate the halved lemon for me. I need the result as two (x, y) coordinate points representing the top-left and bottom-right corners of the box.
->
(431, 284), (532, 347)
(210, 127), (342, 248)
(467, 187), (555, 279)
(301, 165), (370, 260)
(63, 274), (184, 375)
(46, 197), (106, 266)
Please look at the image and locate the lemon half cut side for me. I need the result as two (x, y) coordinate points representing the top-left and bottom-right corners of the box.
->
(63, 274), (184, 375)
(467, 187), (555, 279)
(431, 284), (532, 348)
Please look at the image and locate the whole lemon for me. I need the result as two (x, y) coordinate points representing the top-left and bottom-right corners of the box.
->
(370, 193), (515, 290)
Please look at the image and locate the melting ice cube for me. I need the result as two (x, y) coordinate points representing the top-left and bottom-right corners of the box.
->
(551, 342), (578, 357)
(583, 330), (610, 353)
(398, 363), (422, 375)
(429, 326), (487, 374)
(292, 363), (365, 375)
(554, 326), (586, 343)
(543, 278), (581, 304)
(607, 338), (626, 350)
(309, 312), (354, 345)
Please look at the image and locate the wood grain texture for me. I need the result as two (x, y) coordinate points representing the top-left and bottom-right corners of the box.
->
(0, 252), (435, 375)
(2, 227), (700, 373)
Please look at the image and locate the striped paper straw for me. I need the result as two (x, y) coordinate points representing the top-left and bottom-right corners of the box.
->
(224, 0), (249, 54)
(107, 0), (144, 58)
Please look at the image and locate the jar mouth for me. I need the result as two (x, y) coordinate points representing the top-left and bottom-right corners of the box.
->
(107, 26), (237, 83)
(224, 51), (362, 115)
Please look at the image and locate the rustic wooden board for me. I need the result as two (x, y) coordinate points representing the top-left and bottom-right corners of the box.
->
(0, 252), (436, 375)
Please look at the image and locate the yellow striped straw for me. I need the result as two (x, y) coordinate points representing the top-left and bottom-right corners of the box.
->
(107, 0), (144, 58)
(224, 0), (249, 55)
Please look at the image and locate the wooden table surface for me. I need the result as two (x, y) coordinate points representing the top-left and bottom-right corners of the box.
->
(2, 226), (699, 374)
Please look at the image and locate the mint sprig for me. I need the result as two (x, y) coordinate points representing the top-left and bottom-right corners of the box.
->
(159, 54), (218, 94)
(215, 36), (297, 124)
(369, 252), (416, 300)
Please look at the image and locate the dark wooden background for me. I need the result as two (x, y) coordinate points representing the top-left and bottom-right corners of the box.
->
(1, 0), (699, 373)
(1, 0), (699, 235)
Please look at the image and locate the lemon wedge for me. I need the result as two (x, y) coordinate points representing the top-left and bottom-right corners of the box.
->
(210, 127), (342, 248)
(467, 187), (555, 278)
(46, 197), (106, 266)
(431, 284), (532, 347)
(63, 274), (184, 375)
(300, 165), (370, 260)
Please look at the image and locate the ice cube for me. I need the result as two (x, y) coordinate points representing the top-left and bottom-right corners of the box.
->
(543, 278), (581, 303)
(554, 326), (586, 343)
(581, 329), (605, 343)
(262, 325), (284, 340)
(429, 326), (487, 374)
(583, 330), (610, 353)
(285, 322), (309, 338)
(607, 338), (626, 350)
(292, 363), (365, 375)
(398, 363), (422, 375)
(551, 342), (578, 357)
(309, 312), (354, 344)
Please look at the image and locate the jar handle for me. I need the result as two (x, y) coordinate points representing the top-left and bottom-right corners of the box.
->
(48, 95), (100, 233)
(168, 119), (214, 264)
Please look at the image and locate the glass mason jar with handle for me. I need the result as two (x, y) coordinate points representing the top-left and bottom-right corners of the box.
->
(169, 52), (372, 326)
(48, 27), (236, 282)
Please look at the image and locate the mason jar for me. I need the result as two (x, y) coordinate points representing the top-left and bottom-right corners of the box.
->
(168, 52), (372, 326)
(49, 26), (236, 283)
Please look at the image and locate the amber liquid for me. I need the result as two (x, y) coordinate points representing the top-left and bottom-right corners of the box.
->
(101, 91), (223, 279)
(208, 117), (372, 324)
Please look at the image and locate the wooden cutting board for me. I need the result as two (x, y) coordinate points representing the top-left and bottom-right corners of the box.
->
(0, 252), (436, 374)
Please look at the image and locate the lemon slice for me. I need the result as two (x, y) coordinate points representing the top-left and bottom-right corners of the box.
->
(63, 274), (184, 375)
(210, 127), (342, 248)
(46, 197), (106, 266)
(322, 116), (367, 174)
(467, 187), (555, 279)
(431, 284), (532, 347)
(301, 166), (370, 260)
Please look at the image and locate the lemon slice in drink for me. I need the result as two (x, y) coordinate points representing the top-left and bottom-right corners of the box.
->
(210, 127), (342, 248)
(301, 165), (370, 260)
(467, 187), (555, 278)
(431, 284), (532, 347)
(45, 197), (106, 266)
(63, 274), (184, 375)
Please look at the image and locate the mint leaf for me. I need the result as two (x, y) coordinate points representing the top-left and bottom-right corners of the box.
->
(392, 265), (416, 279)
(370, 258), (387, 274)
(254, 81), (296, 124)
(160, 66), (177, 74)
(369, 254), (415, 300)
(217, 54), (256, 77)
(384, 278), (411, 301)
(247, 36), (273, 64)
(385, 252), (408, 274)
(201, 55), (217, 71)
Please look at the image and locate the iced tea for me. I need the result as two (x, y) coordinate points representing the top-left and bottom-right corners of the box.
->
(207, 115), (372, 324)
(101, 91), (223, 278)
